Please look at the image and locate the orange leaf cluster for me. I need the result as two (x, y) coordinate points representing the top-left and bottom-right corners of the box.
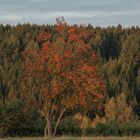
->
(22, 19), (106, 111)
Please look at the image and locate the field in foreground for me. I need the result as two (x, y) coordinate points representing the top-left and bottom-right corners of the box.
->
(0, 137), (140, 140)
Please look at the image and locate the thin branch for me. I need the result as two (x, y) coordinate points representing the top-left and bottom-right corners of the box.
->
(53, 108), (66, 136)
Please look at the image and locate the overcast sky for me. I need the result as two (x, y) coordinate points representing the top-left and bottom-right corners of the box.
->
(0, 0), (140, 27)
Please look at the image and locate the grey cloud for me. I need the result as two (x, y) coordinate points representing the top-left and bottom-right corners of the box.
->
(1, 0), (140, 13)
(0, 0), (140, 26)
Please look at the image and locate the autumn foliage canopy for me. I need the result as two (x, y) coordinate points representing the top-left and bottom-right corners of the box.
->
(22, 18), (106, 136)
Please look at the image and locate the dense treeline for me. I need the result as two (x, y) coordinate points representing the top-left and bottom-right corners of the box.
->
(0, 22), (140, 136)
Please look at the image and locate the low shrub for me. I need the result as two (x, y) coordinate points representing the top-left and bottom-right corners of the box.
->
(94, 121), (140, 136)
(120, 122), (140, 136)
(56, 117), (82, 136)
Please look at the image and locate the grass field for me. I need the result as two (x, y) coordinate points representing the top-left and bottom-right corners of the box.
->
(0, 137), (140, 140)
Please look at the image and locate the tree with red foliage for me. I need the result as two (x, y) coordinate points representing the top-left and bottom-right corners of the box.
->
(22, 18), (106, 137)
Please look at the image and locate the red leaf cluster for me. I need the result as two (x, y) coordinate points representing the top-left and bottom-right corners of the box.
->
(22, 19), (106, 111)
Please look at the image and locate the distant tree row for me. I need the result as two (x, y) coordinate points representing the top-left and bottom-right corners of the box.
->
(0, 20), (140, 136)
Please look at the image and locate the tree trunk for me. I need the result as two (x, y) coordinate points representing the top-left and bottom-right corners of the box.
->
(44, 123), (48, 137)
(47, 117), (52, 137)
(44, 108), (66, 137)
(53, 108), (66, 136)
(44, 116), (52, 137)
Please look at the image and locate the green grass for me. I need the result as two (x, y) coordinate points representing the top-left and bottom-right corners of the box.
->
(0, 137), (140, 140)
